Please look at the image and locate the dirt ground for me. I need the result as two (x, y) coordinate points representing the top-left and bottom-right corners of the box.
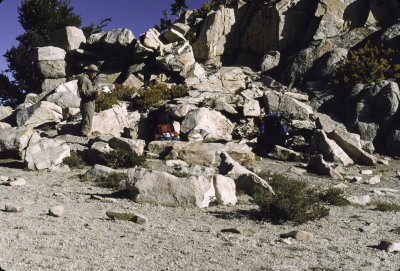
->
(0, 156), (399, 271)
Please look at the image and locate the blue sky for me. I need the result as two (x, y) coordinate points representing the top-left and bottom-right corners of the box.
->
(0, 0), (204, 78)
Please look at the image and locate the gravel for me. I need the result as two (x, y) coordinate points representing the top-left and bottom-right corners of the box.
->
(0, 156), (399, 271)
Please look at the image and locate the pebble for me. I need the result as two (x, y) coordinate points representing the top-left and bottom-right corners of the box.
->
(377, 159), (389, 165)
(221, 228), (255, 236)
(346, 195), (371, 205)
(345, 175), (362, 183)
(106, 211), (147, 224)
(8, 177), (26, 187)
(0, 175), (8, 182)
(91, 195), (117, 203)
(333, 183), (348, 189)
(49, 206), (65, 217)
(364, 175), (381, 185)
(4, 203), (24, 213)
(378, 239), (400, 252)
(165, 160), (188, 167)
(360, 170), (373, 175)
(280, 230), (313, 241)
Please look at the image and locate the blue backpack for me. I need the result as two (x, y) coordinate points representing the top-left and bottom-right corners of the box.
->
(257, 114), (287, 154)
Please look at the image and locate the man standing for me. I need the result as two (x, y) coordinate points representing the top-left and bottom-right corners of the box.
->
(77, 64), (101, 136)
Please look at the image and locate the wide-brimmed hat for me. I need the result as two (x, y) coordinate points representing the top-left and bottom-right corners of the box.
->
(84, 64), (100, 72)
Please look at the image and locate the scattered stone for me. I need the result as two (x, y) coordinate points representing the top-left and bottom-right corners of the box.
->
(372, 188), (399, 194)
(165, 160), (189, 167)
(280, 230), (313, 241)
(333, 183), (348, 189)
(378, 159), (389, 165)
(4, 203), (24, 213)
(360, 169), (373, 175)
(8, 177), (26, 187)
(269, 145), (303, 162)
(345, 175), (363, 183)
(346, 195), (371, 205)
(220, 228), (255, 236)
(308, 154), (343, 180)
(0, 176), (8, 182)
(90, 195), (117, 203)
(364, 175), (381, 185)
(212, 174), (237, 205)
(106, 211), (147, 224)
(49, 206), (65, 217)
(378, 239), (400, 252)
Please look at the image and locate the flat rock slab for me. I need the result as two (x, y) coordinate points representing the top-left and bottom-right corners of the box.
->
(147, 141), (255, 166)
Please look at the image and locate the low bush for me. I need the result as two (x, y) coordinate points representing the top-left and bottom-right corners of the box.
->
(62, 152), (86, 169)
(95, 84), (137, 112)
(319, 187), (349, 206)
(334, 41), (400, 89)
(193, 0), (222, 19)
(95, 172), (127, 190)
(371, 201), (400, 212)
(134, 83), (188, 111)
(251, 172), (329, 224)
(99, 149), (146, 169)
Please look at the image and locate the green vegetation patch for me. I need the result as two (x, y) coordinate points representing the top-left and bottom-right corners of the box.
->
(371, 201), (400, 212)
(95, 84), (137, 112)
(252, 172), (329, 224)
(193, 0), (222, 19)
(99, 149), (146, 169)
(334, 41), (400, 89)
(95, 172), (127, 190)
(319, 187), (350, 206)
(62, 152), (86, 169)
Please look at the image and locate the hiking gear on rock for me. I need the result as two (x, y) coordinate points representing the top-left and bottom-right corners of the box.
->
(149, 110), (180, 141)
(256, 114), (287, 156)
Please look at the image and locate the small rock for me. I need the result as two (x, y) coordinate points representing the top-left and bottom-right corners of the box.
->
(360, 169), (373, 175)
(165, 160), (188, 167)
(280, 230), (313, 241)
(378, 159), (389, 165)
(4, 203), (24, 213)
(373, 188), (399, 194)
(378, 239), (400, 252)
(131, 214), (148, 224)
(91, 195), (117, 203)
(364, 175), (381, 185)
(281, 238), (293, 245)
(0, 176), (8, 182)
(49, 205), (64, 217)
(220, 228), (255, 236)
(346, 195), (371, 205)
(345, 175), (362, 183)
(106, 211), (146, 224)
(8, 177), (26, 186)
(333, 183), (348, 189)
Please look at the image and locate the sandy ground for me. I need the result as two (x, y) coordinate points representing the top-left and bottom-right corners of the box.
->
(0, 157), (399, 271)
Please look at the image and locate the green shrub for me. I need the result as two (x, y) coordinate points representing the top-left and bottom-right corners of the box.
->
(334, 41), (400, 89)
(95, 84), (137, 112)
(371, 201), (400, 212)
(62, 152), (86, 169)
(95, 172), (127, 189)
(319, 187), (350, 206)
(99, 149), (146, 169)
(252, 172), (329, 224)
(193, 0), (222, 19)
(133, 82), (188, 111)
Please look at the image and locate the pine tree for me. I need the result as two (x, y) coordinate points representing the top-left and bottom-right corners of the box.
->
(2, 0), (81, 104)
(171, 0), (188, 18)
